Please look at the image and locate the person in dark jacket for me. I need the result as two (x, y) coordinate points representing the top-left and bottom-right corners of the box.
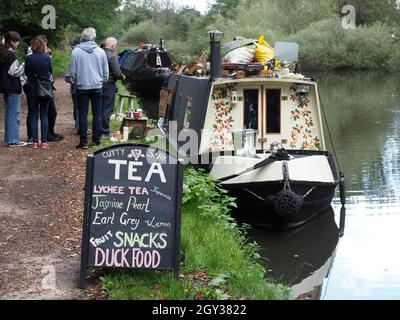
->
(65, 70), (80, 135)
(0, 31), (27, 147)
(101, 37), (125, 139)
(24, 38), (53, 149)
(36, 35), (64, 142)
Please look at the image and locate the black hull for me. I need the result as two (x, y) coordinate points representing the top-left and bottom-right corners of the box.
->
(225, 180), (337, 229)
(194, 149), (340, 230)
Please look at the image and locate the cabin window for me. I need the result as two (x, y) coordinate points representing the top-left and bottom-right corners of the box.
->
(244, 89), (258, 130)
(266, 89), (281, 134)
(184, 97), (193, 129)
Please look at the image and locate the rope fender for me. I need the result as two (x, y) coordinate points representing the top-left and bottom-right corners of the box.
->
(266, 161), (304, 219)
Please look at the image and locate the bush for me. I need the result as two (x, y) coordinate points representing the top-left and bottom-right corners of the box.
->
(120, 20), (161, 46)
(289, 18), (394, 71)
(52, 50), (71, 76)
(114, 0), (400, 71)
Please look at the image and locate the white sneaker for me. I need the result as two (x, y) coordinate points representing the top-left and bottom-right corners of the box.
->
(8, 142), (28, 147)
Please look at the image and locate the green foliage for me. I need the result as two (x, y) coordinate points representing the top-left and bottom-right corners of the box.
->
(52, 49), (71, 75)
(112, 0), (400, 70)
(119, 20), (160, 45)
(3, 0), (399, 74)
(182, 167), (238, 230)
(0, 0), (120, 47)
(337, 0), (400, 26)
(209, 0), (241, 19)
(101, 167), (290, 300)
(288, 18), (396, 71)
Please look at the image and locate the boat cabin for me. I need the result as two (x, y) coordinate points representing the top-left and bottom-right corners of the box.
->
(162, 75), (326, 156)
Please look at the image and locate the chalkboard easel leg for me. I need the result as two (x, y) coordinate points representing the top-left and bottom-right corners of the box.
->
(79, 154), (94, 290)
(173, 162), (184, 281)
(79, 267), (87, 289)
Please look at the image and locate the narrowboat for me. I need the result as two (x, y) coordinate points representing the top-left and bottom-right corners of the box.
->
(157, 31), (345, 229)
(119, 40), (172, 99)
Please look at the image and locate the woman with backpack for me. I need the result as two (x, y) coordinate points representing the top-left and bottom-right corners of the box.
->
(0, 31), (27, 147)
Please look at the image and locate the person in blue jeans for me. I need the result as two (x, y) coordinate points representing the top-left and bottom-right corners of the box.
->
(65, 70), (80, 135)
(68, 27), (109, 149)
(24, 38), (53, 149)
(0, 31), (27, 147)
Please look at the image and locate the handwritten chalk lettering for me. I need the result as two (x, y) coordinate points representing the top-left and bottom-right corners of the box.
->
(126, 196), (150, 213)
(132, 249), (161, 268)
(92, 212), (115, 225)
(145, 217), (171, 229)
(102, 148), (125, 159)
(94, 248), (161, 268)
(91, 195), (124, 210)
(108, 160), (167, 183)
(147, 149), (167, 162)
(95, 248), (130, 267)
(113, 232), (168, 249)
(128, 187), (149, 195)
(93, 185), (125, 195)
(90, 231), (113, 248)
(146, 163), (167, 183)
(120, 213), (141, 231)
(151, 186), (172, 201)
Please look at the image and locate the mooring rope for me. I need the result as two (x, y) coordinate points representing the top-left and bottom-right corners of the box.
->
(317, 88), (346, 206)
(317, 88), (342, 174)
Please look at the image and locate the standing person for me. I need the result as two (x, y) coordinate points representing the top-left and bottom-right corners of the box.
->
(0, 31), (27, 147)
(65, 70), (80, 135)
(101, 37), (125, 139)
(36, 35), (64, 142)
(22, 40), (34, 144)
(24, 38), (52, 149)
(68, 27), (109, 149)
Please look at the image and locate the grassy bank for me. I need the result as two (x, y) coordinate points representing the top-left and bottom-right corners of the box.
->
(100, 167), (289, 300)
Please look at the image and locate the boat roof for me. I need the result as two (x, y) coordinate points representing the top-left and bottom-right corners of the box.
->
(213, 77), (317, 86)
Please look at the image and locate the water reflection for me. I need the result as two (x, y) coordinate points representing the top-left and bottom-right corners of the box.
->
(316, 71), (400, 204)
(248, 206), (342, 300)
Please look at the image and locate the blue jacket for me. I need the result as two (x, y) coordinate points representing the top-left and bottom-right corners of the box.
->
(68, 41), (109, 90)
(25, 52), (52, 83)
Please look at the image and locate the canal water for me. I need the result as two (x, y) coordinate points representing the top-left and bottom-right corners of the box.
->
(248, 71), (400, 300)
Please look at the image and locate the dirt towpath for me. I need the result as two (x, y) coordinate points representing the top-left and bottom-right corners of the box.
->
(0, 77), (101, 300)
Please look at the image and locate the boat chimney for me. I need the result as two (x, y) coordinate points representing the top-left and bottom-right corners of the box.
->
(209, 30), (224, 81)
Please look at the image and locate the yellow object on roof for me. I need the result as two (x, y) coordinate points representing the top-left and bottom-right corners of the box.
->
(255, 35), (275, 63)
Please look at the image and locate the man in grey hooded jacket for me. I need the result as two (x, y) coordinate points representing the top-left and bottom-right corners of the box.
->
(68, 27), (109, 149)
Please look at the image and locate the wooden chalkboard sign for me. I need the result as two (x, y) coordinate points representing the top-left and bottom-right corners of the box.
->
(79, 144), (183, 288)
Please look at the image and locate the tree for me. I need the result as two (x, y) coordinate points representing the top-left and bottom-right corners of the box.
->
(209, 0), (241, 18)
(0, 0), (121, 47)
(337, 0), (400, 26)
(163, 8), (201, 41)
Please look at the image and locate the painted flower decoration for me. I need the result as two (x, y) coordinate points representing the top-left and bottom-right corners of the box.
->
(209, 86), (235, 152)
(304, 118), (314, 127)
(289, 85), (320, 150)
(291, 109), (301, 121)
